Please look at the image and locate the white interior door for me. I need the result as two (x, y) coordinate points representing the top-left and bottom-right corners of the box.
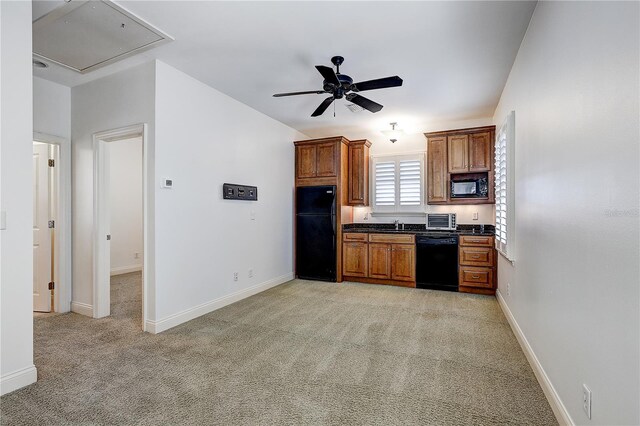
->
(33, 142), (52, 312)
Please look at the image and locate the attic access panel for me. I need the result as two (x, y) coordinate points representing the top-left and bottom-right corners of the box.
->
(33, 0), (173, 74)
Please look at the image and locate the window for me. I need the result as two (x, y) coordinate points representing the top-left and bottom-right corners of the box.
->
(495, 111), (515, 260)
(372, 154), (425, 213)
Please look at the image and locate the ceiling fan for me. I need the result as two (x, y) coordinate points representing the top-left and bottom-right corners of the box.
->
(273, 56), (403, 117)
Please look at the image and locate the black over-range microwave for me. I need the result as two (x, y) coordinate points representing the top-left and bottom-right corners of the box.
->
(450, 177), (489, 198)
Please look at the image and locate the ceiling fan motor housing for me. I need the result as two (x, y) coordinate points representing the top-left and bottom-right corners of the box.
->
(323, 74), (353, 94)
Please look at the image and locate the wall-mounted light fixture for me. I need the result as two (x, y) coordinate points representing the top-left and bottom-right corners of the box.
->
(381, 122), (404, 143)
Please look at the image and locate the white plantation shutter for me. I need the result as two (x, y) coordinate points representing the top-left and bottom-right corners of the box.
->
(495, 111), (515, 259)
(375, 162), (396, 206)
(372, 154), (424, 212)
(495, 130), (507, 249)
(399, 160), (421, 206)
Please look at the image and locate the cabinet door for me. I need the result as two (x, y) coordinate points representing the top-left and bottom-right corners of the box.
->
(368, 243), (391, 279)
(447, 135), (469, 173)
(343, 242), (368, 277)
(348, 144), (368, 205)
(427, 137), (447, 203)
(296, 145), (317, 178)
(469, 132), (491, 172)
(316, 142), (338, 177)
(391, 244), (416, 282)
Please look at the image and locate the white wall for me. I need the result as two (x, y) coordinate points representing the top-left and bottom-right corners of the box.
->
(71, 62), (155, 316)
(33, 77), (70, 139)
(109, 137), (143, 275)
(152, 61), (305, 328)
(0, 1), (37, 395)
(493, 2), (639, 424)
(351, 117), (496, 225)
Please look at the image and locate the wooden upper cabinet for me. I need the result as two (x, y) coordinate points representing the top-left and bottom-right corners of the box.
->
(448, 135), (469, 173)
(347, 140), (371, 206)
(425, 126), (496, 205)
(427, 137), (447, 204)
(316, 142), (338, 177)
(469, 132), (491, 171)
(391, 244), (416, 282)
(368, 243), (391, 279)
(296, 145), (317, 178)
(294, 138), (347, 185)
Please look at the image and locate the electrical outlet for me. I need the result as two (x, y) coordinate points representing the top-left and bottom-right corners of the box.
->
(583, 384), (592, 419)
(248, 269), (253, 278)
(134, 252), (140, 259)
(233, 272), (238, 282)
(473, 212), (479, 220)
(507, 282), (511, 296)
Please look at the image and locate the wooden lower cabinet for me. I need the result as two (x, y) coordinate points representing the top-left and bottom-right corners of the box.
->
(342, 242), (368, 277)
(459, 235), (496, 295)
(343, 233), (416, 287)
(391, 244), (416, 282)
(368, 243), (391, 279)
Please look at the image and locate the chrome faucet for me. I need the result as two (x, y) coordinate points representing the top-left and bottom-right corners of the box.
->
(394, 220), (400, 230)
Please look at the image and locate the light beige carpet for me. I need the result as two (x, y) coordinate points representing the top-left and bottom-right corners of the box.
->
(1, 274), (557, 425)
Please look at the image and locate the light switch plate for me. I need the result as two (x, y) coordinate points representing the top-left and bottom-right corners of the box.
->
(0, 210), (6, 230)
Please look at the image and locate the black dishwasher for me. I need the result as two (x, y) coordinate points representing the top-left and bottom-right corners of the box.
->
(416, 235), (459, 291)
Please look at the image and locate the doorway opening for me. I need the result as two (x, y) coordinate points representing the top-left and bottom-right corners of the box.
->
(32, 132), (72, 315)
(32, 142), (58, 314)
(93, 124), (149, 330)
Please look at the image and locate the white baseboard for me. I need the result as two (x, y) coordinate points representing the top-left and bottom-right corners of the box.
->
(70, 301), (93, 317)
(145, 272), (294, 334)
(110, 265), (142, 276)
(496, 290), (574, 426)
(0, 365), (37, 396)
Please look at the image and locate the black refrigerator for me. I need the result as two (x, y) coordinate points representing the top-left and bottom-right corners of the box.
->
(296, 185), (337, 281)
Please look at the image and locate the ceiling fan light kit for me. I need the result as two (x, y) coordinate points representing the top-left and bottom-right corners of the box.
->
(273, 56), (403, 117)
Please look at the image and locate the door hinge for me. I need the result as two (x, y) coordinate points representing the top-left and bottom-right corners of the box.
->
(48, 220), (55, 229)
(48, 159), (55, 167)
(48, 281), (55, 290)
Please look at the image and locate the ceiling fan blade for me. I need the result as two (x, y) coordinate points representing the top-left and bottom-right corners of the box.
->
(315, 65), (340, 86)
(345, 93), (383, 113)
(273, 90), (326, 97)
(351, 76), (403, 92)
(311, 96), (335, 117)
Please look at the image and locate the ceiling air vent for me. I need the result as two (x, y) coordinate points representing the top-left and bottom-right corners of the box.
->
(33, 0), (173, 74)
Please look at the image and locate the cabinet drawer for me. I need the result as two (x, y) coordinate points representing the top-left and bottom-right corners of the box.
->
(459, 266), (494, 289)
(459, 246), (495, 267)
(368, 234), (415, 244)
(343, 233), (368, 242)
(459, 235), (494, 247)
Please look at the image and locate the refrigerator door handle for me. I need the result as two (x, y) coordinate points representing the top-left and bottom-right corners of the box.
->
(330, 193), (336, 236)
(331, 214), (336, 236)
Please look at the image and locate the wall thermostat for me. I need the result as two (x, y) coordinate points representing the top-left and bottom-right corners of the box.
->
(223, 183), (258, 201)
(162, 178), (173, 189)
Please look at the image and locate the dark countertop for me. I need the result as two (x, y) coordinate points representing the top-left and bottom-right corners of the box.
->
(342, 223), (495, 237)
